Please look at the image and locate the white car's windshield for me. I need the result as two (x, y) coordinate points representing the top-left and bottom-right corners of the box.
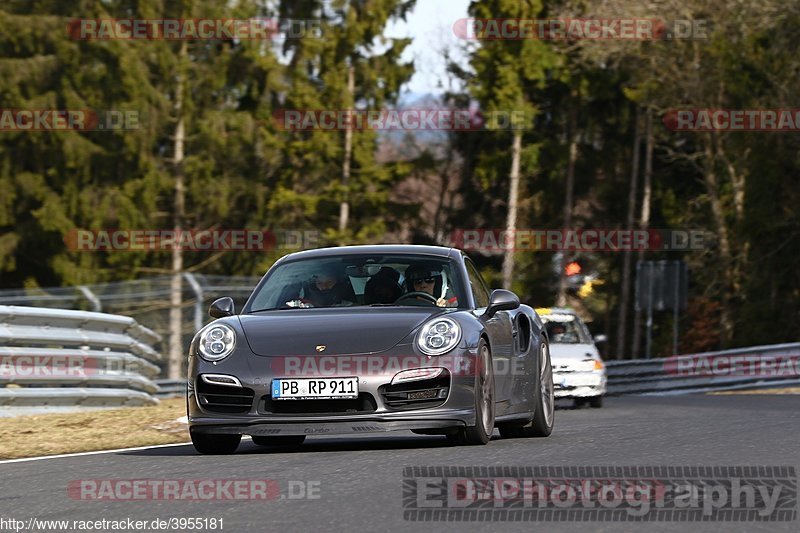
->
(542, 314), (592, 344)
(246, 254), (465, 311)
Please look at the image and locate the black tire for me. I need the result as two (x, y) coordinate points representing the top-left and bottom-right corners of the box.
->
(449, 338), (495, 445)
(498, 422), (527, 439)
(589, 396), (603, 408)
(190, 429), (241, 455)
(574, 398), (588, 408)
(499, 337), (554, 439)
(251, 435), (306, 447)
(529, 338), (554, 436)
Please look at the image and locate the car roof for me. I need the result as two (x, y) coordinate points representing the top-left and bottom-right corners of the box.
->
(277, 244), (461, 262)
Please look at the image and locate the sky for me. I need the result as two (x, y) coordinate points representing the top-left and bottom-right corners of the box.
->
(386, 0), (472, 96)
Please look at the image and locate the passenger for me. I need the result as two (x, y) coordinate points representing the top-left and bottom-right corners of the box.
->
(364, 267), (402, 304)
(304, 264), (355, 307)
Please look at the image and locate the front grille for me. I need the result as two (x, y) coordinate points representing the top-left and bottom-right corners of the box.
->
(259, 393), (378, 415)
(379, 370), (450, 410)
(196, 380), (254, 414)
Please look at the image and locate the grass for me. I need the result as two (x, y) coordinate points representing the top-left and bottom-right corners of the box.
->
(0, 398), (189, 460)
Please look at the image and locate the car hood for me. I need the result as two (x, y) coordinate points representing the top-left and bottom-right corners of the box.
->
(238, 307), (444, 356)
(549, 343), (600, 362)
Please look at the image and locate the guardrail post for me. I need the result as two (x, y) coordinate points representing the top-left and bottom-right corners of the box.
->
(183, 272), (203, 333)
(77, 285), (102, 312)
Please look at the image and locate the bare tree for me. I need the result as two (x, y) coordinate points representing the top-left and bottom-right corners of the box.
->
(501, 130), (522, 289)
(339, 62), (355, 236)
(556, 101), (579, 306)
(168, 41), (187, 379)
(632, 109), (654, 356)
(616, 107), (642, 359)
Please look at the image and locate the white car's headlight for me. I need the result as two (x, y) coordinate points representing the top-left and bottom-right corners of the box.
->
(197, 323), (236, 362)
(417, 318), (461, 356)
(576, 358), (604, 372)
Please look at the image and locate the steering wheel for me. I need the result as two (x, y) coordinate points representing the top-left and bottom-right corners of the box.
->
(393, 291), (438, 305)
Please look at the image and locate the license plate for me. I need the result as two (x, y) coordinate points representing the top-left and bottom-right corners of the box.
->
(271, 377), (359, 400)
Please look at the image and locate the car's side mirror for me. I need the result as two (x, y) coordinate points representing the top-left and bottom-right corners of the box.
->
(593, 334), (608, 344)
(209, 297), (235, 318)
(484, 289), (520, 318)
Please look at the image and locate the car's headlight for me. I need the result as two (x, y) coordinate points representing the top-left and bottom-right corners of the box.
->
(576, 358), (604, 372)
(197, 323), (236, 362)
(417, 318), (461, 356)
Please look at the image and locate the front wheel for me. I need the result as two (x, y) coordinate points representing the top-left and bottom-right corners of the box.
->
(448, 338), (495, 445)
(190, 429), (241, 455)
(499, 337), (554, 438)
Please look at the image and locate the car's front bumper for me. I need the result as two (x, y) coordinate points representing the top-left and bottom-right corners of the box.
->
(553, 370), (607, 398)
(187, 348), (480, 436)
(188, 410), (474, 437)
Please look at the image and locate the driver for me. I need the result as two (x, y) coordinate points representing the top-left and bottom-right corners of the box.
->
(546, 322), (567, 342)
(404, 264), (450, 307)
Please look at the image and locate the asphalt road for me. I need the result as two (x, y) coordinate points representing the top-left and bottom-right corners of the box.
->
(1, 395), (798, 533)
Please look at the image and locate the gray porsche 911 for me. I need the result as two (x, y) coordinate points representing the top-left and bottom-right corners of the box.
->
(187, 245), (554, 454)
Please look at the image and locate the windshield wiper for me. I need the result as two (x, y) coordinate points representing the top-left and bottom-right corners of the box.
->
(249, 306), (310, 312)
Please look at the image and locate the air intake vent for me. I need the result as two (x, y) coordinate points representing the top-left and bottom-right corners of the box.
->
(379, 370), (450, 410)
(196, 380), (254, 414)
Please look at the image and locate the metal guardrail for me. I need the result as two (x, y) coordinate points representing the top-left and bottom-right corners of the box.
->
(606, 342), (800, 395)
(0, 305), (163, 411)
(154, 379), (186, 399)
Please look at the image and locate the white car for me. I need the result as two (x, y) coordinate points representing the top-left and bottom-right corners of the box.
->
(536, 308), (606, 408)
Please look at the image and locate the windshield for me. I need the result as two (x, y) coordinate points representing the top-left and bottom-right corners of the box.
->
(245, 254), (465, 311)
(541, 314), (592, 344)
